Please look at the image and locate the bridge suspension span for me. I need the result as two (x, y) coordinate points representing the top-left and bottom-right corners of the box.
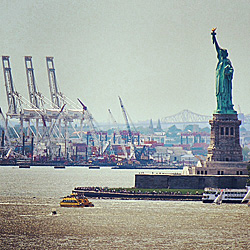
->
(161, 109), (211, 124)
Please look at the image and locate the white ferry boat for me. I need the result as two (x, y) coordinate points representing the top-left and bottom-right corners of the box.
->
(202, 186), (250, 204)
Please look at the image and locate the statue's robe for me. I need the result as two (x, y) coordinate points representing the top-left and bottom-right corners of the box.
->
(215, 50), (234, 113)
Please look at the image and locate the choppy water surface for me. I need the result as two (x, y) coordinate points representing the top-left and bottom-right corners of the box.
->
(0, 166), (249, 249)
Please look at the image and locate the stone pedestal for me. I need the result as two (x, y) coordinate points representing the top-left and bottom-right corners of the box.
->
(206, 113), (242, 162)
(192, 113), (248, 177)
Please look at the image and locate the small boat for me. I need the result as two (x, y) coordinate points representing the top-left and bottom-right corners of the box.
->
(60, 193), (94, 207)
(51, 209), (57, 215)
(54, 166), (65, 169)
(89, 166), (100, 169)
(19, 164), (30, 168)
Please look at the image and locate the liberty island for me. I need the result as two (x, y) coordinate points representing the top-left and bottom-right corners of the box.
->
(136, 29), (249, 189)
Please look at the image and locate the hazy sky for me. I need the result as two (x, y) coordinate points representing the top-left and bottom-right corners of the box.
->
(1, 0), (250, 123)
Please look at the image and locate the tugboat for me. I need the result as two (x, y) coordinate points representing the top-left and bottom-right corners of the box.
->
(60, 193), (94, 207)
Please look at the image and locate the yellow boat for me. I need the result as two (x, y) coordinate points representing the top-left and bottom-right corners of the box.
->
(60, 193), (94, 207)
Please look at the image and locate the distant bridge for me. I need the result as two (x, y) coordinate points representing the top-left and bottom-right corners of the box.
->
(161, 109), (250, 125)
(161, 110), (211, 124)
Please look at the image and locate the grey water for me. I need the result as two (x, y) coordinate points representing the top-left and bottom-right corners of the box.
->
(0, 166), (181, 198)
(0, 166), (249, 249)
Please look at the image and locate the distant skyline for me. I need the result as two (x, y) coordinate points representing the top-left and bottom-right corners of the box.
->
(1, 1), (250, 123)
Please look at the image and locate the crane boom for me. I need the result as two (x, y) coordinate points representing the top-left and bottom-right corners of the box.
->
(24, 56), (44, 109)
(118, 96), (132, 142)
(2, 56), (22, 116)
(46, 57), (64, 108)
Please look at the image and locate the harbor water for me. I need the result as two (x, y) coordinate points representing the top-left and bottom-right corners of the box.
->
(0, 166), (249, 249)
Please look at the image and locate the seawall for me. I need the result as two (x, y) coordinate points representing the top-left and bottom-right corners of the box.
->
(135, 174), (248, 189)
(74, 189), (202, 201)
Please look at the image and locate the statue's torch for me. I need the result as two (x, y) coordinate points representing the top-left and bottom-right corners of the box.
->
(211, 28), (217, 44)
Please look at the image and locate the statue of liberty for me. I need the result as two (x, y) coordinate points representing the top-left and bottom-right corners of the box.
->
(211, 28), (236, 114)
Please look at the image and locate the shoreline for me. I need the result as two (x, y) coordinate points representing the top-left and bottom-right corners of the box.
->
(0, 164), (183, 170)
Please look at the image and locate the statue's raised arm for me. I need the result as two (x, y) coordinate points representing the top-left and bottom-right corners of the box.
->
(211, 28), (220, 55)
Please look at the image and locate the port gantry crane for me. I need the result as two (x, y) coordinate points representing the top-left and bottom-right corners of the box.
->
(46, 56), (65, 145)
(2, 56), (49, 157)
(46, 57), (65, 109)
(118, 96), (149, 164)
(25, 56), (45, 110)
(118, 96), (133, 144)
(1, 55), (86, 160)
(108, 108), (128, 159)
(24, 56), (46, 142)
(2, 56), (24, 142)
(2, 56), (42, 152)
(46, 57), (85, 157)
(118, 96), (137, 160)
(24, 56), (82, 159)
(24, 56), (64, 157)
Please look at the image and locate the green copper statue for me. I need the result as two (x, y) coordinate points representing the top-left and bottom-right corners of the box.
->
(211, 28), (236, 114)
